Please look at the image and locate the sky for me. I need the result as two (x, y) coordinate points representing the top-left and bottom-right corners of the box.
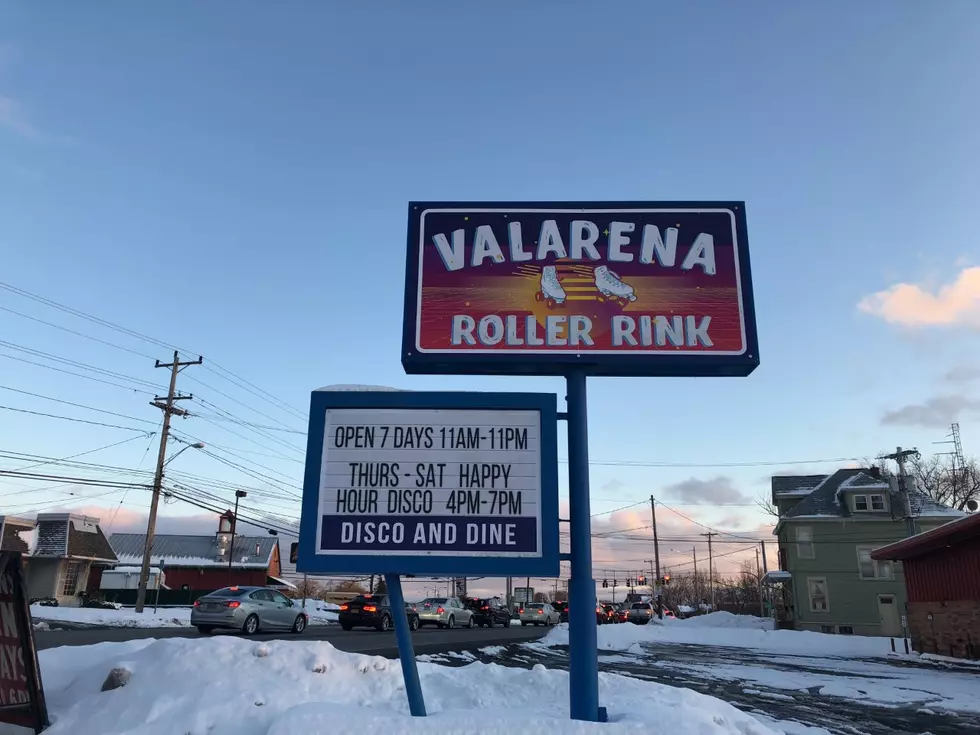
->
(1, 1), (979, 598)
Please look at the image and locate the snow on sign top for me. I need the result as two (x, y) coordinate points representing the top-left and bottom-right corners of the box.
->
(296, 390), (560, 577)
(402, 201), (759, 378)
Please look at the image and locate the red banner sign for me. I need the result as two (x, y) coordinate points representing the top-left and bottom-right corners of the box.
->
(0, 553), (48, 733)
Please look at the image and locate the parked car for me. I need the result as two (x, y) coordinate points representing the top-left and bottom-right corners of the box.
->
(520, 602), (561, 626)
(417, 597), (474, 629)
(663, 608), (676, 619)
(465, 597), (512, 628)
(627, 601), (654, 625)
(191, 586), (308, 635)
(338, 594), (420, 632)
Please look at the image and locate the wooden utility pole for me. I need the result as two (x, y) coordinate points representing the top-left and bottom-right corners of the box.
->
(650, 496), (662, 619)
(692, 546), (698, 606)
(756, 547), (764, 617)
(135, 351), (202, 613)
(700, 532), (717, 610)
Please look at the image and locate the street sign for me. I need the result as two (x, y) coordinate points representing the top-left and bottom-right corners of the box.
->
(402, 201), (758, 378)
(0, 553), (48, 733)
(901, 614), (907, 629)
(514, 587), (534, 603)
(297, 390), (560, 577)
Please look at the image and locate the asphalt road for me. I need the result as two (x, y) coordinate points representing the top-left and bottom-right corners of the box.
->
(34, 622), (548, 657)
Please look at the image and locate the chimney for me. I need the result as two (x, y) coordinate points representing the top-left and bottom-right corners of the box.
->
(255, 542), (260, 556)
(216, 510), (235, 558)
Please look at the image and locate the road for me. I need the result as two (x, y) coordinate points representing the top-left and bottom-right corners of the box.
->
(35, 622), (548, 658)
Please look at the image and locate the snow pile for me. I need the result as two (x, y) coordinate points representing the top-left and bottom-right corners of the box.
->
(297, 599), (339, 625)
(671, 612), (775, 630)
(30, 605), (192, 628)
(537, 619), (896, 657)
(36, 637), (780, 735)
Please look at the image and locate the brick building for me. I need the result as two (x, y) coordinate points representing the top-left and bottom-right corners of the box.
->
(872, 512), (980, 659)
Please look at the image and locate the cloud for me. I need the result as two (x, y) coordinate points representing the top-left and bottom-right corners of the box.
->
(943, 365), (980, 383)
(858, 267), (980, 328)
(663, 476), (748, 505)
(600, 478), (626, 493)
(0, 94), (43, 141)
(881, 395), (980, 428)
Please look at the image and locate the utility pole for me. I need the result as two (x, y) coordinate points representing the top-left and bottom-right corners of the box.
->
(883, 446), (919, 537)
(692, 546), (698, 607)
(756, 547), (764, 617)
(135, 351), (202, 613)
(760, 541), (768, 574)
(700, 533), (717, 610)
(650, 496), (662, 619)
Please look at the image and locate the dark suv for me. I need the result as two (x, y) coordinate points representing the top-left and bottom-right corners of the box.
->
(464, 597), (512, 628)
(552, 600), (569, 623)
(338, 595), (420, 632)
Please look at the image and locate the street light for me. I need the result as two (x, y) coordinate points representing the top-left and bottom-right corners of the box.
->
(164, 440), (205, 466)
(228, 490), (248, 582)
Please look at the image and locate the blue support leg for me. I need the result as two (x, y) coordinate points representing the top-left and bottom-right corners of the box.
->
(565, 370), (600, 722)
(385, 573), (427, 717)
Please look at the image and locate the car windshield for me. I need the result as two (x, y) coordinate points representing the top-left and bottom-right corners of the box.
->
(209, 588), (249, 597)
(631, 603), (650, 609)
(528, 603), (544, 609)
(421, 598), (446, 605)
(351, 596), (378, 604)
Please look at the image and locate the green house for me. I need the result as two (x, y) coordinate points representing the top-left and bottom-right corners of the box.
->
(772, 469), (964, 636)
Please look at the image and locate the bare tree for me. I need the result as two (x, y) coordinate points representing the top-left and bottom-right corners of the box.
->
(757, 491), (780, 519)
(909, 455), (980, 512)
(332, 579), (367, 594)
(286, 577), (323, 600)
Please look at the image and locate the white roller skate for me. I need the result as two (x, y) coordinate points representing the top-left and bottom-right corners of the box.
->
(594, 265), (637, 306)
(535, 265), (566, 308)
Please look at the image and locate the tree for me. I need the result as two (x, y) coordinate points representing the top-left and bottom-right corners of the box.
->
(757, 491), (780, 519)
(374, 577), (388, 596)
(286, 577), (323, 600)
(533, 592), (551, 603)
(332, 579), (367, 594)
(909, 455), (980, 512)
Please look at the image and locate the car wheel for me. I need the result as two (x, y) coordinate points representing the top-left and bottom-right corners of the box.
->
(409, 616), (420, 631)
(504, 617), (511, 628)
(292, 615), (307, 634)
(447, 616), (455, 630)
(466, 616), (474, 629)
(341, 623), (354, 631)
(378, 615), (391, 632)
(196, 626), (214, 635)
(546, 617), (553, 627)
(242, 614), (259, 636)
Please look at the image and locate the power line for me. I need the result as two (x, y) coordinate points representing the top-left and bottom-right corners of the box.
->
(0, 385), (159, 426)
(655, 500), (760, 540)
(0, 353), (156, 394)
(0, 304), (156, 359)
(559, 456), (865, 469)
(0, 340), (165, 392)
(0, 404), (153, 433)
(0, 434), (153, 475)
(590, 500), (646, 518)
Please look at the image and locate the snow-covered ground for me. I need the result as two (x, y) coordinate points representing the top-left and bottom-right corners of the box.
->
(35, 637), (781, 735)
(30, 599), (339, 629)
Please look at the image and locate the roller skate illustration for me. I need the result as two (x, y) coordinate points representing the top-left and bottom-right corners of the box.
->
(535, 265), (566, 308)
(594, 265), (637, 307)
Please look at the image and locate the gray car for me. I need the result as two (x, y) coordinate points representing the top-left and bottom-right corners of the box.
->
(416, 597), (474, 629)
(520, 602), (560, 626)
(191, 586), (308, 635)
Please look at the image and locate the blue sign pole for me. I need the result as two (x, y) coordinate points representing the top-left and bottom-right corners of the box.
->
(565, 369), (601, 722)
(384, 573), (426, 717)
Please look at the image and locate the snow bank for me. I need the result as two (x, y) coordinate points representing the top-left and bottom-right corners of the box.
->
(671, 612), (775, 630)
(37, 637), (780, 735)
(537, 619), (896, 657)
(30, 605), (191, 628)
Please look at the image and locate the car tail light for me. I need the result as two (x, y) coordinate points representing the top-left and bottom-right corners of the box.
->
(363, 605), (377, 612)
(436, 607), (445, 614)
(537, 610), (543, 614)
(226, 601), (241, 609)
(193, 600), (200, 607)
(339, 604), (349, 611)
(481, 606), (489, 610)
(519, 608), (524, 614)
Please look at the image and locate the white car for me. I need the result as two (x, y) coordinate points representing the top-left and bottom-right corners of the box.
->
(520, 602), (560, 626)
(416, 597), (475, 629)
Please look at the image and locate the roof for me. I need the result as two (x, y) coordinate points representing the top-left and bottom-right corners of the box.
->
(32, 514), (117, 563)
(0, 516), (33, 554)
(109, 533), (278, 569)
(872, 512), (980, 561)
(776, 469), (965, 522)
(772, 475), (827, 498)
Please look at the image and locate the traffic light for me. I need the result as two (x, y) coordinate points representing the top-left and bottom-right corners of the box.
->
(661, 573), (671, 586)
(601, 579), (608, 588)
(612, 578), (617, 588)
(637, 574), (646, 585)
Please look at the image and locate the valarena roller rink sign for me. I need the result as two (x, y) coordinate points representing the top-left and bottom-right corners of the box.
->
(402, 202), (758, 377)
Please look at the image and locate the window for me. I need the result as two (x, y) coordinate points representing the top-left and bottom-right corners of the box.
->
(807, 577), (829, 612)
(856, 547), (894, 580)
(820, 625), (835, 634)
(795, 527), (815, 559)
(61, 562), (81, 596)
(853, 494), (886, 512)
(838, 626), (854, 635)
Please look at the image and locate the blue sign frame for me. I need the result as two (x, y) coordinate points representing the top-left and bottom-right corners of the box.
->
(402, 201), (759, 378)
(297, 390), (560, 577)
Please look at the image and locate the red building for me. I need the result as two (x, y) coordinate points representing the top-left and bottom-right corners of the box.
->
(107, 511), (289, 598)
(872, 513), (980, 659)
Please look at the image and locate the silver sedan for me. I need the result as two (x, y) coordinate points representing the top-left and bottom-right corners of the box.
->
(416, 597), (475, 629)
(191, 586), (308, 635)
(520, 602), (561, 626)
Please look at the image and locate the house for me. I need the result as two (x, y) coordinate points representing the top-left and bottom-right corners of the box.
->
(107, 510), (289, 604)
(0, 515), (33, 556)
(872, 512), (980, 659)
(27, 513), (118, 606)
(772, 469), (964, 636)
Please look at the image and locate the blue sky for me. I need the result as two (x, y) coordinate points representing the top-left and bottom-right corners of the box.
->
(2, 2), (979, 584)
